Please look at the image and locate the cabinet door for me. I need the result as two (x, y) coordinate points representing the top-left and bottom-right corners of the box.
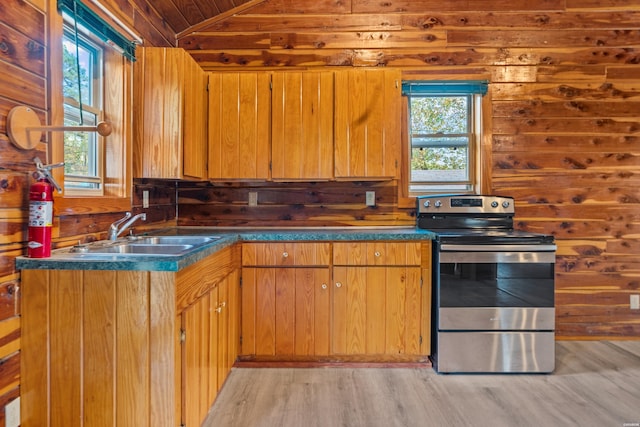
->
(334, 69), (401, 179)
(208, 72), (271, 180)
(134, 47), (207, 179)
(241, 267), (330, 356)
(332, 266), (422, 355)
(182, 287), (216, 427)
(271, 71), (334, 180)
(183, 52), (208, 179)
(226, 268), (241, 376)
(216, 277), (229, 389)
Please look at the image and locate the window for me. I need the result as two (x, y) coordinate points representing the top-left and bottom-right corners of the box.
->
(402, 81), (487, 196)
(52, 0), (138, 205)
(62, 24), (104, 194)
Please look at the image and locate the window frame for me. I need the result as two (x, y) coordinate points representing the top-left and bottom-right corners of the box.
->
(48, 0), (132, 214)
(407, 93), (477, 194)
(398, 75), (492, 208)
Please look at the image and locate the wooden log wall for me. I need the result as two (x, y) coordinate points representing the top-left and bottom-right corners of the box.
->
(178, 181), (414, 227)
(177, 0), (640, 339)
(0, 0), (174, 424)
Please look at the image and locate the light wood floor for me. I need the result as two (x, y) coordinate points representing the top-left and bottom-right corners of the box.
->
(203, 341), (640, 427)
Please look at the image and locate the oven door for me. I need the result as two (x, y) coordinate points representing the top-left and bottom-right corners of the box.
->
(434, 244), (556, 373)
(437, 245), (556, 331)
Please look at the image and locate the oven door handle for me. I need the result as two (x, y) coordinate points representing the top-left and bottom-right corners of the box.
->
(439, 244), (557, 252)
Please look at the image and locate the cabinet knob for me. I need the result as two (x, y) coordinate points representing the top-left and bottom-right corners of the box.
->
(220, 301), (226, 307)
(282, 252), (289, 258)
(321, 283), (327, 290)
(215, 306), (222, 313)
(374, 251), (381, 257)
(335, 282), (342, 288)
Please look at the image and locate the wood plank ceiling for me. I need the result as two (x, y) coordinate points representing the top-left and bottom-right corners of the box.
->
(152, 0), (257, 35)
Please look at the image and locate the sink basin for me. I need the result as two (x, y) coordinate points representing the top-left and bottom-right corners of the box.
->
(131, 236), (218, 246)
(85, 243), (193, 255)
(62, 235), (221, 257)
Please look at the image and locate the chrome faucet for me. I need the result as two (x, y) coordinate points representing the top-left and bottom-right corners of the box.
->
(108, 212), (147, 240)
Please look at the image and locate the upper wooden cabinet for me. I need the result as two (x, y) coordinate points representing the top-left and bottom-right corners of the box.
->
(207, 68), (402, 181)
(271, 71), (335, 180)
(334, 69), (402, 180)
(133, 47), (207, 179)
(208, 72), (271, 180)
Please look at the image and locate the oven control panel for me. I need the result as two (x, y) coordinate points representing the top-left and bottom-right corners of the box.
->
(417, 194), (514, 215)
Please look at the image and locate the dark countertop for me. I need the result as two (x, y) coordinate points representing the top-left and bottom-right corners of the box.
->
(15, 226), (436, 272)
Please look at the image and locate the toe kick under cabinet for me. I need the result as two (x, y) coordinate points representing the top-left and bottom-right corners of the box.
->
(20, 244), (241, 427)
(240, 241), (431, 362)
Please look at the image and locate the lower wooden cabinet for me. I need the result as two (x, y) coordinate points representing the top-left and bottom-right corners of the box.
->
(181, 268), (240, 426)
(240, 241), (431, 361)
(332, 266), (423, 355)
(241, 242), (332, 357)
(241, 267), (331, 356)
(21, 244), (241, 427)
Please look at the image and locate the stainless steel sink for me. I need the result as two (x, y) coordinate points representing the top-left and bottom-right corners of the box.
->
(130, 236), (218, 246)
(85, 243), (193, 255)
(62, 235), (221, 257)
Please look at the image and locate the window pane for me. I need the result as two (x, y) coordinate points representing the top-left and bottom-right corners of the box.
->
(409, 96), (470, 185)
(62, 25), (103, 193)
(411, 147), (468, 182)
(63, 105), (98, 177)
(410, 96), (467, 134)
(63, 39), (95, 106)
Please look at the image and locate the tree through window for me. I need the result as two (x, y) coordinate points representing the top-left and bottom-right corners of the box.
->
(62, 24), (104, 193)
(402, 81), (487, 195)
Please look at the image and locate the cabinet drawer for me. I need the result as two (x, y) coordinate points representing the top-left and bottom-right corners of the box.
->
(333, 242), (421, 266)
(242, 242), (330, 266)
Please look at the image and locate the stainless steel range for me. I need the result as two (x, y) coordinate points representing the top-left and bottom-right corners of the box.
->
(417, 194), (556, 373)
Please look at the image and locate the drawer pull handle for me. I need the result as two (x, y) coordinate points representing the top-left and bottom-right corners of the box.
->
(282, 252), (289, 258)
(321, 283), (327, 289)
(374, 251), (381, 257)
(335, 282), (342, 288)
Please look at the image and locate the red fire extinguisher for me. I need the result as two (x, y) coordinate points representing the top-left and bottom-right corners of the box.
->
(28, 157), (63, 258)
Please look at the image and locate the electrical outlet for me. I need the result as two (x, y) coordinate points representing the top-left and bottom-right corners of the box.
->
(248, 192), (258, 207)
(142, 190), (149, 208)
(631, 294), (640, 310)
(5, 397), (20, 427)
(365, 191), (376, 207)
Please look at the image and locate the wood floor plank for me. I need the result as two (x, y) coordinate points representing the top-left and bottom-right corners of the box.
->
(203, 341), (640, 427)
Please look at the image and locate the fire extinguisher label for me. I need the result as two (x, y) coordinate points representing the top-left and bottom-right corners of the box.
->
(29, 201), (53, 226)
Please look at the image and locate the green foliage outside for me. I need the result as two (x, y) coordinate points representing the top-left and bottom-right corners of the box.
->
(410, 96), (468, 172)
(62, 40), (94, 177)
